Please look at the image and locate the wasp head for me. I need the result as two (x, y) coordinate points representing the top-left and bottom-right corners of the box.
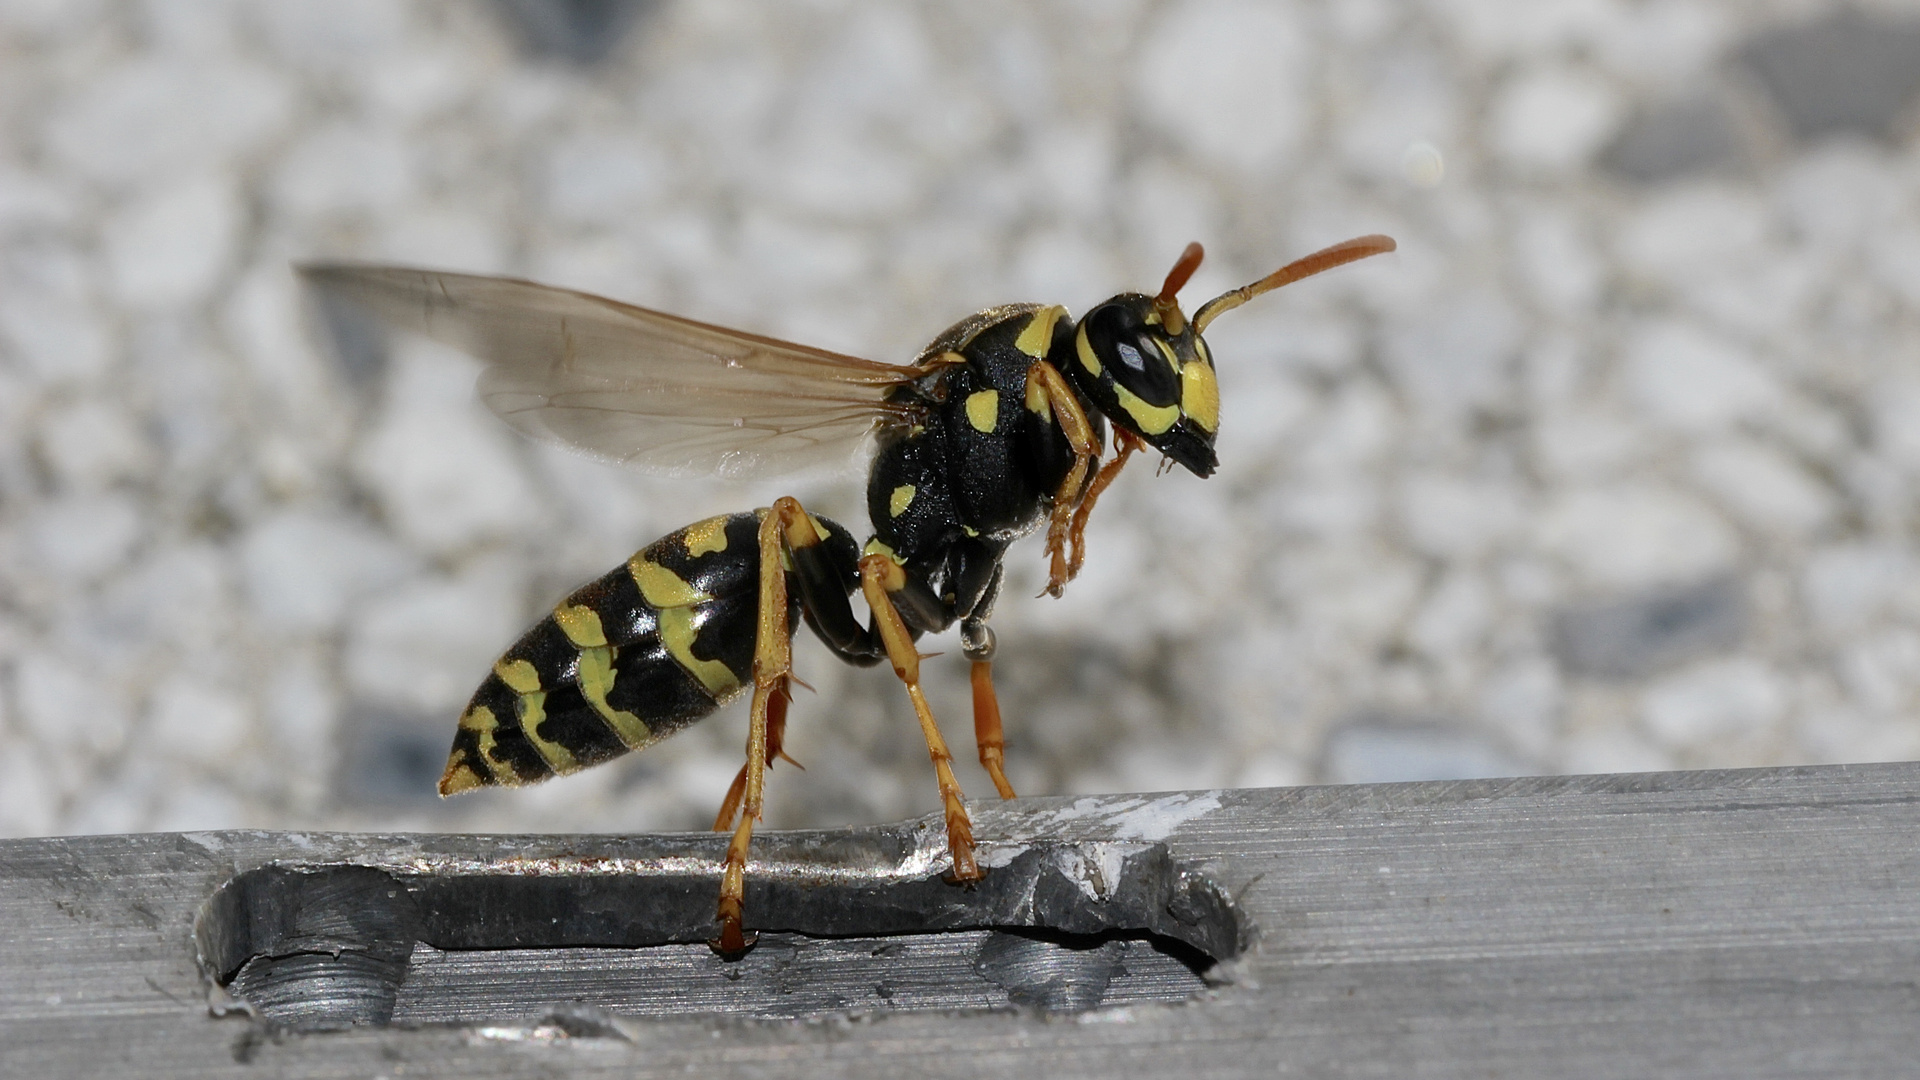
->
(1066, 236), (1396, 479)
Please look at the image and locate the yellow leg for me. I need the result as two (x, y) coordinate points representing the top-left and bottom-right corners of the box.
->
(1066, 427), (1143, 580)
(1025, 360), (1101, 597)
(712, 496), (820, 955)
(971, 659), (1017, 799)
(859, 552), (982, 882)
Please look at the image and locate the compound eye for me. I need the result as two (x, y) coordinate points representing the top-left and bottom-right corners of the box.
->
(1083, 302), (1180, 407)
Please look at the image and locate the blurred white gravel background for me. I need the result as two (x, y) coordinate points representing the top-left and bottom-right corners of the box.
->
(3, 0), (1920, 837)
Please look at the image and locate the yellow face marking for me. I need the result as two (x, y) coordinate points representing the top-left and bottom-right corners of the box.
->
(629, 555), (712, 609)
(1113, 382), (1180, 435)
(1182, 357), (1220, 433)
(1074, 323), (1102, 376)
(658, 607), (742, 699)
(1014, 306), (1065, 359)
(576, 645), (655, 748)
(494, 658), (541, 694)
(965, 390), (999, 433)
(513, 690), (579, 774)
(889, 484), (916, 517)
(553, 603), (608, 648)
(962, 525), (979, 537)
(808, 514), (831, 543)
(683, 515), (730, 557)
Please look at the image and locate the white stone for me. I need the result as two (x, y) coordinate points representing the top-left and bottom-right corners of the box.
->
(1321, 723), (1526, 784)
(0, 293), (115, 386)
(1838, 630), (1920, 716)
(1867, 224), (1920, 308)
(1773, 142), (1906, 252)
(1512, 208), (1603, 315)
(372, 206), (509, 273)
(1534, 481), (1738, 588)
(35, 398), (152, 491)
(1616, 185), (1769, 285)
(146, 677), (253, 766)
(238, 510), (419, 633)
(1427, 0), (1622, 59)
(1801, 543), (1914, 633)
(1272, 543), (1424, 644)
(1233, 751), (1308, 790)
(1335, 48), (1460, 181)
(1489, 67), (1624, 172)
(1641, 657), (1786, 747)
(90, 542), (237, 663)
(1397, 473), (1525, 559)
(1380, 289), (1522, 416)
(1689, 438), (1836, 537)
(1870, 373), (1920, 474)
(150, 785), (249, 832)
(0, 738), (59, 836)
(352, 342), (540, 554)
(0, 164), (80, 231)
(43, 57), (293, 187)
(1558, 728), (1672, 775)
(245, 0), (410, 67)
(1133, 0), (1314, 174)
(272, 123), (416, 218)
(14, 649), (129, 756)
(1478, 659), (1562, 758)
(543, 132), (668, 224)
(1531, 404), (1645, 481)
(1407, 569), (1494, 658)
(102, 172), (242, 309)
(342, 566), (528, 715)
(28, 493), (142, 583)
(1621, 318), (1784, 433)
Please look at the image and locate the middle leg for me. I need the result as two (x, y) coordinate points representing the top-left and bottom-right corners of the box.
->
(859, 551), (982, 882)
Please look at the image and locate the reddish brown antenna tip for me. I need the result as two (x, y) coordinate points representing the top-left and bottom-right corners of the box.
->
(1157, 242), (1205, 305)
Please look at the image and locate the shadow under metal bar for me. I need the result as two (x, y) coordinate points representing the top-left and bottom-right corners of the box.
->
(4, 763), (1920, 1078)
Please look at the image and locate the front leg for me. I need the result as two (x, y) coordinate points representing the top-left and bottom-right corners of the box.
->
(1023, 360), (1101, 597)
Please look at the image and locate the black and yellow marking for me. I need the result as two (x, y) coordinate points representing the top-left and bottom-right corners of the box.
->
(440, 511), (837, 795)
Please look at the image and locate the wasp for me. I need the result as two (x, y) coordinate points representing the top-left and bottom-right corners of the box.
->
(301, 233), (1394, 953)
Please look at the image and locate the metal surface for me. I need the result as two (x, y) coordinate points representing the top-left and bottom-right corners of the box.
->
(5, 765), (1920, 1077)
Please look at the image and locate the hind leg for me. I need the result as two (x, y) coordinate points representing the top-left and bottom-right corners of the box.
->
(712, 496), (824, 955)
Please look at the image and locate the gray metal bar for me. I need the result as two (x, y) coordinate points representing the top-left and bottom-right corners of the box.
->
(4, 762), (1919, 1078)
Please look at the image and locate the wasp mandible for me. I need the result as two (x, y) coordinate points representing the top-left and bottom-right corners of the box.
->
(301, 233), (1395, 953)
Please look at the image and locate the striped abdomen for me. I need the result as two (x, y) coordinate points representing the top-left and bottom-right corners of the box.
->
(440, 510), (849, 794)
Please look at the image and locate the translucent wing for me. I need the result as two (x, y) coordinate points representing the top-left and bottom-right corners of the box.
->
(298, 264), (929, 479)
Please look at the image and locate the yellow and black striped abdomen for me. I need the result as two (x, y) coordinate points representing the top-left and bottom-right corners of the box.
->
(440, 512), (778, 795)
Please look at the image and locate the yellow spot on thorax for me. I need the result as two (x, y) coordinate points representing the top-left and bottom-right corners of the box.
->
(1015, 306), (1066, 358)
(553, 604), (608, 648)
(964, 390), (999, 433)
(889, 484), (917, 517)
(863, 538), (903, 565)
(629, 555), (712, 608)
(683, 515), (731, 556)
